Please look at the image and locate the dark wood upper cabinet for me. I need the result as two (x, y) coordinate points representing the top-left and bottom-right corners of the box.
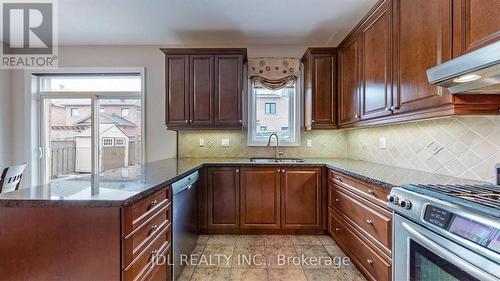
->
(360, 2), (393, 120)
(215, 55), (244, 128)
(452, 0), (500, 56)
(190, 55), (214, 127)
(162, 48), (247, 130)
(338, 36), (362, 125)
(165, 55), (189, 126)
(240, 167), (281, 229)
(281, 167), (321, 230)
(207, 167), (240, 230)
(392, 0), (454, 114)
(302, 48), (337, 129)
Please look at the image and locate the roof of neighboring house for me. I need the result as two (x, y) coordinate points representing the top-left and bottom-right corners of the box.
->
(75, 112), (136, 127)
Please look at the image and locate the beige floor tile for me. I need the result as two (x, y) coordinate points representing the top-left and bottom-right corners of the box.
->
(207, 235), (237, 245)
(192, 244), (206, 255)
(294, 245), (332, 268)
(317, 235), (336, 246)
(290, 235), (322, 246)
(268, 269), (307, 281)
(265, 245), (300, 268)
(198, 244), (234, 268)
(235, 235), (265, 245)
(303, 268), (367, 281)
(324, 245), (346, 258)
(177, 266), (195, 281)
(197, 235), (210, 244)
(232, 244), (267, 268)
(263, 235), (293, 245)
(191, 268), (231, 281)
(229, 268), (268, 281)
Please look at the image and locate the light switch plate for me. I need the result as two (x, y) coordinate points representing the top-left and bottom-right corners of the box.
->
(379, 137), (386, 149)
(199, 138), (205, 147)
(306, 139), (312, 148)
(221, 138), (230, 147)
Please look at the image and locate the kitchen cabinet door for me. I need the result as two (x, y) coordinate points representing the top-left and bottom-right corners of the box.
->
(240, 167), (281, 228)
(207, 167), (240, 229)
(302, 49), (337, 129)
(339, 36), (361, 125)
(165, 55), (189, 127)
(214, 54), (243, 128)
(281, 167), (321, 229)
(361, 3), (393, 120)
(392, 0), (453, 114)
(189, 55), (214, 127)
(452, 0), (500, 56)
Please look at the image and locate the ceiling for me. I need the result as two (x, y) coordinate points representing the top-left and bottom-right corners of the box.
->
(58, 0), (377, 46)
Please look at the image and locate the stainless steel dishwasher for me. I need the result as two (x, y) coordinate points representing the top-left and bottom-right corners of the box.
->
(172, 171), (199, 280)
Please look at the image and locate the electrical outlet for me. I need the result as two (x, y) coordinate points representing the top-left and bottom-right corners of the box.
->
(221, 138), (230, 147)
(379, 137), (386, 149)
(306, 139), (312, 148)
(199, 138), (205, 147)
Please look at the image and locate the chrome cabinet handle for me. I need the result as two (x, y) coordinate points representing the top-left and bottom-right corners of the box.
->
(151, 199), (158, 205)
(238, 120), (242, 123)
(335, 176), (342, 182)
(236, 169), (239, 173)
(366, 219), (373, 225)
(367, 188), (375, 194)
(312, 120), (315, 123)
(277, 169), (280, 173)
(335, 198), (340, 203)
(335, 227), (341, 233)
(367, 259), (373, 265)
(385, 107), (391, 111)
(354, 114), (359, 118)
(281, 169), (285, 173)
(390, 105), (398, 111)
(185, 120), (188, 123)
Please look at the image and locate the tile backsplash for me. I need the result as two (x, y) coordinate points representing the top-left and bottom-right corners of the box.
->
(177, 116), (500, 183)
(178, 130), (348, 158)
(347, 116), (500, 183)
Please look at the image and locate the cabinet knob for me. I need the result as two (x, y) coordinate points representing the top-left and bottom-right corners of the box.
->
(335, 227), (341, 233)
(236, 169), (239, 173)
(312, 120), (315, 123)
(185, 120), (189, 124)
(385, 107), (391, 111)
(281, 169), (285, 173)
(335, 176), (342, 182)
(390, 105), (398, 111)
(354, 114), (359, 119)
(151, 199), (158, 205)
(238, 120), (242, 123)
(335, 198), (340, 203)
(367, 188), (375, 194)
(277, 169), (280, 173)
(189, 119), (193, 123)
(366, 219), (373, 225)
(367, 259), (373, 265)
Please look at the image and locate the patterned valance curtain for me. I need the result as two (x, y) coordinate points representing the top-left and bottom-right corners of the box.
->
(248, 58), (301, 90)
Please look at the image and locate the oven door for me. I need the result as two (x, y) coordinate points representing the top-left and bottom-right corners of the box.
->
(393, 214), (500, 281)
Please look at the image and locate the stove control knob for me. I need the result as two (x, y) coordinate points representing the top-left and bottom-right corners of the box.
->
(387, 195), (399, 205)
(399, 200), (412, 210)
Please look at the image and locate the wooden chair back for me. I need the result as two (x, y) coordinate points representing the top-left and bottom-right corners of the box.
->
(0, 163), (27, 193)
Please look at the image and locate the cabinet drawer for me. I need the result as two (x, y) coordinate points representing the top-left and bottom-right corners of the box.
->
(329, 170), (389, 208)
(123, 188), (171, 235)
(328, 211), (391, 281)
(123, 205), (171, 268)
(123, 224), (171, 281)
(333, 187), (392, 250)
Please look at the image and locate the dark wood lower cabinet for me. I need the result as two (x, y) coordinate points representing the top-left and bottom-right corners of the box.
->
(207, 167), (240, 229)
(327, 169), (392, 281)
(281, 167), (321, 229)
(0, 186), (173, 281)
(240, 167), (281, 228)
(202, 166), (323, 233)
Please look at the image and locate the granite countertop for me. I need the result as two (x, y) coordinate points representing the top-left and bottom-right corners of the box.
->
(0, 158), (486, 207)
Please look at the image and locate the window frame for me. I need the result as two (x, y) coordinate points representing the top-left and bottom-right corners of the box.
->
(264, 102), (276, 115)
(34, 68), (146, 185)
(115, 138), (126, 147)
(121, 108), (130, 116)
(70, 108), (80, 116)
(102, 137), (114, 147)
(247, 79), (301, 147)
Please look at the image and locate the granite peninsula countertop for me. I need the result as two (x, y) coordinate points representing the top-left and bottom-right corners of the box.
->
(0, 157), (487, 207)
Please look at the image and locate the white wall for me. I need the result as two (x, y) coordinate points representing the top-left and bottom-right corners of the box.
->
(0, 69), (13, 169)
(8, 44), (308, 187)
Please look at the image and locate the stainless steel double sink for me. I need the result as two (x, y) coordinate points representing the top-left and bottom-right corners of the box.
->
(249, 158), (306, 163)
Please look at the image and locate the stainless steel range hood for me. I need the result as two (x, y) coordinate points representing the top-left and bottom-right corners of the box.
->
(427, 41), (500, 94)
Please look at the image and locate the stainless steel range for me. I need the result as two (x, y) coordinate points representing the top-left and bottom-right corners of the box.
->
(388, 184), (500, 281)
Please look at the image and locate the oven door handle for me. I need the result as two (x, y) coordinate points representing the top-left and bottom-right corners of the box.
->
(402, 222), (499, 281)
